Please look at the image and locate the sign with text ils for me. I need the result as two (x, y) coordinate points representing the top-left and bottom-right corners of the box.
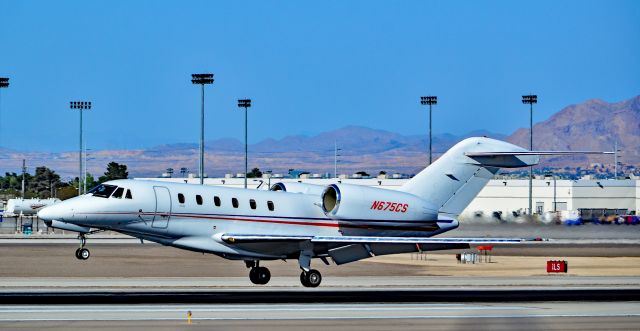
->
(546, 260), (568, 273)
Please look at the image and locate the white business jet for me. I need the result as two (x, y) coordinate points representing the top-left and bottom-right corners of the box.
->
(37, 137), (604, 287)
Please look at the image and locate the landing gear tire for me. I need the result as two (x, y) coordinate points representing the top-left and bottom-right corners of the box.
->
(300, 269), (322, 288)
(249, 267), (271, 285)
(78, 248), (90, 260)
(75, 234), (90, 260)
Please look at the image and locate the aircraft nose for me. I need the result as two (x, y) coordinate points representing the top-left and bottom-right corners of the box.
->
(38, 204), (66, 221)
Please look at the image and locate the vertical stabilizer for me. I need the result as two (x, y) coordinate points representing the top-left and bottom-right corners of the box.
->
(399, 137), (537, 217)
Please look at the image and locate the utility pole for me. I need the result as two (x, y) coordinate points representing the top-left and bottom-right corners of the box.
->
(21, 159), (26, 198)
(614, 141), (618, 179)
(191, 73), (214, 185)
(237, 99), (252, 189)
(420, 96), (438, 165)
(522, 94), (537, 215)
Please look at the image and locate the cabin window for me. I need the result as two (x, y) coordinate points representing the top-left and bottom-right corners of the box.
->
(111, 187), (124, 199)
(249, 199), (257, 209)
(178, 193), (185, 204)
(125, 189), (133, 199)
(267, 201), (275, 211)
(196, 195), (203, 205)
(232, 198), (239, 208)
(214, 196), (221, 207)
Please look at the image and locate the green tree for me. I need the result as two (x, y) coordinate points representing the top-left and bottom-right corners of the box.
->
(247, 167), (263, 178)
(28, 167), (61, 198)
(99, 162), (129, 182)
(57, 185), (79, 200)
(71, 173), (97, 192)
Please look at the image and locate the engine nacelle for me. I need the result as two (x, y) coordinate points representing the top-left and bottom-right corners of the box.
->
(44, 220), (91, 233)
(270, 182), (326, 195)
(321, 184), (438, 221)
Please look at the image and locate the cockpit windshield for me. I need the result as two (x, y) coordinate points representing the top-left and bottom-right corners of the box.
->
(89, 184), (118, 198)
(111, 187), (124, 199)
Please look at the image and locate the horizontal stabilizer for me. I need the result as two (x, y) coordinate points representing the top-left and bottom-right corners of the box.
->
(464, 150), (612, 168)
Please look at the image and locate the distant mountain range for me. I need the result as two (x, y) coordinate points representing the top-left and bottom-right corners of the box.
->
(507, 95), (640, 169)
(1, 95), (638, 178)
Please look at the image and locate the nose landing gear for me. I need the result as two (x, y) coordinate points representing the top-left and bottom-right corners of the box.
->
(75, 234), (90, 260)
(249, 267), (271, 285)
(246, 261), (271, 285)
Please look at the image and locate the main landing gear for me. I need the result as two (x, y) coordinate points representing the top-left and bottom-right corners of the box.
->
(247, 261), (271, 285)
(300, 269), (322, 288)
(244, 256), (324, 287)
(75, 234), (90, 260)
(298, 248), (323, 287)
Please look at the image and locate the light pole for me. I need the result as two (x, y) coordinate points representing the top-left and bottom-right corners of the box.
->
(0, 77), (8, 148)
(238, 99), (251, 189)
(191, 73), (214, 185)
(70, 101), (91, 195)
(522, 94), (537, 215)
(613, 141), (623, 179)
(83, 146), (88, 193)
(420, 96), (437, 165)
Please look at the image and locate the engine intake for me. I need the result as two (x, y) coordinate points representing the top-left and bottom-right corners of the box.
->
(322, 184), (340, 214)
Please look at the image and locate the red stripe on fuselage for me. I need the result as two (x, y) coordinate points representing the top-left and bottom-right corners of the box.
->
(78, 211), (438, 231)
(80, 211), (341, 228)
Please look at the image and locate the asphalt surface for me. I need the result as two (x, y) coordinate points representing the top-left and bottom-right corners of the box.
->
(2, 288), (640, 304)
(1, 302), (639, 331)
(2, 242), (639, 278)
(1, 234), (638, 330)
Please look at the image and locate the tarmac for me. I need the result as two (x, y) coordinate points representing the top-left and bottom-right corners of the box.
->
(0, 302), (639, 331)
(1, 225), (638, 330)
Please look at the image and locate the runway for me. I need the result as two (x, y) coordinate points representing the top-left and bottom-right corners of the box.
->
(1, 302), (639, 331)
(1, 239), (638, 329)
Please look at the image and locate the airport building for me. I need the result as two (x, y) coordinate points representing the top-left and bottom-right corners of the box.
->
(138, 175), (640, 219)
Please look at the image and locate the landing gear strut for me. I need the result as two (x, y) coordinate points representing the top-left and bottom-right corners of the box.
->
(247, 261), (271, 285)
(75, 234), (90, 260)
(300, 269), (322, 288)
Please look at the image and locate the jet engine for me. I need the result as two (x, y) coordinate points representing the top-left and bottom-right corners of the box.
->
(321, 184), (439, 221)
(270, 182), (326, 195)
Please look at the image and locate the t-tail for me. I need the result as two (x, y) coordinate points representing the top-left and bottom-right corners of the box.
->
(399, 137), (612, 218)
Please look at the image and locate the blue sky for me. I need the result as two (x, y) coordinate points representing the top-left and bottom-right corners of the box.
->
(0, 0), (638, 152)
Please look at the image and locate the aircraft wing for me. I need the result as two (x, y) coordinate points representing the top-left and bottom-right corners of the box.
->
(220, 234), (525, 244)
(220, 234), (528, 265)
(465, 151), (613, 156)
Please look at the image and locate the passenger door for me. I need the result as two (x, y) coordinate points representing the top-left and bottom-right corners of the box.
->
(152, 186), (171, 228)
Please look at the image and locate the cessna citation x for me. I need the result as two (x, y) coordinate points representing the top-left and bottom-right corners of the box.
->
(38, 137), (606, 287)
